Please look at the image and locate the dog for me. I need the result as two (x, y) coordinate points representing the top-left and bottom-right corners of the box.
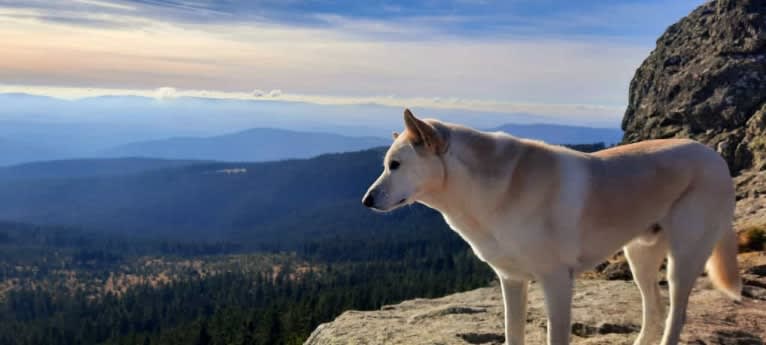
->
(362, 109), (741, 345)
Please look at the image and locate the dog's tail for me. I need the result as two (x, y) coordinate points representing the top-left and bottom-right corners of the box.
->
(706, 226), (742, 301)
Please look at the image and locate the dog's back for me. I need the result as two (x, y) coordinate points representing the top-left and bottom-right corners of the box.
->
(582, 139), (732, 233)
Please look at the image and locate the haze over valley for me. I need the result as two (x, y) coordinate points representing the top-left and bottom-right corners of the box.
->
(0, 93), (622, 165)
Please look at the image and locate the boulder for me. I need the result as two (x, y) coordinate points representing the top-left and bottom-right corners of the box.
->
(621, 0), (766, 175)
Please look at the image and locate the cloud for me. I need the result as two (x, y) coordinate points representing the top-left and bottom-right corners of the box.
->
(74, 0), (135, 11)
(153, 87), (177, 100)
(0, 84), (625, 126)
(251, 89), (282, 98)
(0, 0), (704, 126)
(0, 11), (651, 106)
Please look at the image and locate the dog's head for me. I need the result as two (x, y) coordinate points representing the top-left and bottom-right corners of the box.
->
(362, 109), (448, 212)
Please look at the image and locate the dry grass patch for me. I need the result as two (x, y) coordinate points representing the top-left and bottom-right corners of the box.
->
(738, 224), (766, 252)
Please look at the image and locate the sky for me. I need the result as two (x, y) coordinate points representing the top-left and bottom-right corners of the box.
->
(0, 0), (705, 127)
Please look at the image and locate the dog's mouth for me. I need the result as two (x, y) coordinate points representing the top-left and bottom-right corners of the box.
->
(371, 198), (409, 213)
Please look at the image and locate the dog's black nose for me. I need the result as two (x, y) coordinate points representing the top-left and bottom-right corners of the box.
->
(362, 193), (375, 208)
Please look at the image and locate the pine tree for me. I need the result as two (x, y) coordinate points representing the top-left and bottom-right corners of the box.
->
(195, 322), (212, 345)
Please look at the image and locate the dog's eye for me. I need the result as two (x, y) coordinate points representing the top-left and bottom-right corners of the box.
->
(389, 160), (401, 170)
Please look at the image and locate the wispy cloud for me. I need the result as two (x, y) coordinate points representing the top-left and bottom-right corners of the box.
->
(0, 84), (625, 126)
(153, 86), (178, 100)
(74, 0), (136, 11)
(0, 0), (705, 126)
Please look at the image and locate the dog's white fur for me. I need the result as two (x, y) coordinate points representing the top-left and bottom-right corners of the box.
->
(363, 110), (741, 345)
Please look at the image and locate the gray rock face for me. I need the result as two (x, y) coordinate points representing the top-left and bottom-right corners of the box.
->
(621, 0), (766, 174)
(304, 260), (766, 345)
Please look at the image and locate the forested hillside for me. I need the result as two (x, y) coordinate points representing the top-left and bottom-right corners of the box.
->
(0, 219), (493, 345)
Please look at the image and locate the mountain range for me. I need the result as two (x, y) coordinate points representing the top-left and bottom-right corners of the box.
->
(0, 137), (61, 166)
(100, 124), (621, 162)
(489, 123), (622, 145)
(1, 123), (621, 166)
(0, 127), (390, 166)
(0, 157), (204, 180)
(0, 92), (622, 165)
(101, 128), (389, 162)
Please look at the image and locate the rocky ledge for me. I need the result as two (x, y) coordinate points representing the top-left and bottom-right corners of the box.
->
(304, 254), (766, 345)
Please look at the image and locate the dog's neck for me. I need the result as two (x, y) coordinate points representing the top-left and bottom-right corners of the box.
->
(415, 154), (457, 214)
(416, 125), (530, 222)
(417, 141), (494, 220)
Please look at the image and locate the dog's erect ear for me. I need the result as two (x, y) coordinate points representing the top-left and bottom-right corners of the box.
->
(392, 131), (400, 140)
(403, 108), (446, 154)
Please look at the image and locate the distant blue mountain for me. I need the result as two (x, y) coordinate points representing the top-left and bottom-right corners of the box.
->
(490, 123), (622, 145)
(0, 92), (622, 164)
(0, 137), (62, 166)
(101, 128), (389, 162)
(0, 92), (622, 142)
(0, 157), (205, 180)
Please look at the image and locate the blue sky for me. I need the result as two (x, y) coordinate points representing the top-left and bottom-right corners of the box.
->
(14, 0), (698, 38)
(0, 0), (704, 126)
(164, 0), (697, 37)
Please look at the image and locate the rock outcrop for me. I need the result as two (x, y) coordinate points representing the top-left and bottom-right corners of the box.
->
(305, 254), (766, 345)
(621, 0), (766, 175)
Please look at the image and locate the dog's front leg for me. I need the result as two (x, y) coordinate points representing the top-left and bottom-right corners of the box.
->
(500, 278), (528, 345)
(540, 267), (574, 345)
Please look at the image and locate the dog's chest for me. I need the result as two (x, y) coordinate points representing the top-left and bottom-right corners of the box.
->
(442, 213), (544, 279)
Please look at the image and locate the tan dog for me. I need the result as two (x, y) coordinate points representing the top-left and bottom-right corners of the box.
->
(362, 109), (740, 345)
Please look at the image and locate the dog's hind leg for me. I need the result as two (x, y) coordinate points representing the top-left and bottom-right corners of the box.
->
(625, 238), (667, 345)
(659, 192), (722, 345)
(659, 251), (708, 345)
